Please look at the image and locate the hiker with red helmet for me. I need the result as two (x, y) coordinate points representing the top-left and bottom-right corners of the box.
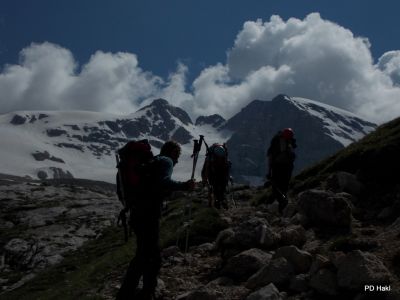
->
(266, 128), (297, 213)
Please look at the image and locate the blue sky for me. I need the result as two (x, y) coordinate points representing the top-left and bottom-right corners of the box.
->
(1, 0), (400, 123)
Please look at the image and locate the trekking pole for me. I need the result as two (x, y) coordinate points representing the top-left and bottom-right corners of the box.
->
(115, 153), (129, 242)
(184, 135), (204, 253)
(229, 177), (237, 208)
(190, 135), (204, 179)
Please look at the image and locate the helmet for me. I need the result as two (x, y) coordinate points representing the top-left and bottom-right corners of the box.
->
(281, 128), (294, 139)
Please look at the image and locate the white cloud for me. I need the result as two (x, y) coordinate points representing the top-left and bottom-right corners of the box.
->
(1, 13), (400, 124)
(377, 51), (400, 86)
(193, 12), (400, 123)
(0, 42), (168, 114)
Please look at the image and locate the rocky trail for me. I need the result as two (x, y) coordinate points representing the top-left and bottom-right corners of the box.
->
(1, 173), (400, 299)
(99, 177), (400, 300)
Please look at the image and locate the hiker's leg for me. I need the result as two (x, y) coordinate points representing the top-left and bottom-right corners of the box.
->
(142, 221), (161, 297)
(271, 167), (287, 213)
(211, 183), (221, 208)
(277, 166), (293, 213)
(212, 179), (227, 209)
(116, 227), (146, 299)
(216, 184), (228, 209)
(208, 186), (213, 207)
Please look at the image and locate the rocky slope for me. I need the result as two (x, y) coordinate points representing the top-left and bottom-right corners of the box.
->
(0, 175), (120, 292)
(98, 177), (400, 300)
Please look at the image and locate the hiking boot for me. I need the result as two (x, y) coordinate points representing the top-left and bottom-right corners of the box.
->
(137, 290), (155, 300)
(278, 198), (288, 214)
(222, 201), (228, 210)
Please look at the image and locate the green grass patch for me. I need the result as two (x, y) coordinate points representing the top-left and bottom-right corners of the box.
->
(160, 198), (228, 250)
(291, 116), (400, 195)
(250, 187), (273, 206)
(1, 226), (135, 300)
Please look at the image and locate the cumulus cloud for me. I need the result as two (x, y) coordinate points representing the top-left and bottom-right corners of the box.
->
(0, 42), (171, 114)
(2, 13), (400, 124)
(377, 51), (400, 85)
(191, 13), (400, 123)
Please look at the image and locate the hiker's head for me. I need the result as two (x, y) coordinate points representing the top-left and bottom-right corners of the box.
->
(160, 140), (181, 165)
(281, 128), (294, 140)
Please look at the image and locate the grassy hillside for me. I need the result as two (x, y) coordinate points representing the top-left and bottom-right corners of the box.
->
(1, 197), (226, 300)
(253, 116), (400, 221)
(292, 116), (400, 193)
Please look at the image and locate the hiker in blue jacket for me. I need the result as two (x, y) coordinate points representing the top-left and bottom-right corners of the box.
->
(116, 141), (195, 300)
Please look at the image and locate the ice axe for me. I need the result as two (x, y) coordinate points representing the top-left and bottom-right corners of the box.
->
(190, 135), (204, 179)
(115, 153), (129, 242)
(183, 135), (205, 253)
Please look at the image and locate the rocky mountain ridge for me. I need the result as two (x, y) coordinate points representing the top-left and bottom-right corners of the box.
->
(0, 96), (376, 185)
(224, 95), (376, 183)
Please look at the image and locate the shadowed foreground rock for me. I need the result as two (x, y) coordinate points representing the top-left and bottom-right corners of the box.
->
(297, 189), (353, 229)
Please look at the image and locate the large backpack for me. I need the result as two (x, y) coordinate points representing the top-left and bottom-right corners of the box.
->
(206, 143), (230, 181)
(116, 139), (154, 210)
(268, 133), (296, 165)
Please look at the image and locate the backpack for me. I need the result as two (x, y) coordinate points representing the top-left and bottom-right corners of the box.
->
(268, 133), (296, 165)
(206, 143), (230, 180)
(116, 139), (154, 210)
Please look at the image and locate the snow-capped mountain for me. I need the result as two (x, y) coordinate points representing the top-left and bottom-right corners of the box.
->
(0, 99), (230, 183)
(224, 94), (377, 184)
(0, 95), (376, 184)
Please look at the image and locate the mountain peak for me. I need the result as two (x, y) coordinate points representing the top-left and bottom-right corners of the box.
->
(138, 98), (192, 126)
(150, 98), (170, 107)
(271, 94), (291, 102)
(195, 114), (226, 128)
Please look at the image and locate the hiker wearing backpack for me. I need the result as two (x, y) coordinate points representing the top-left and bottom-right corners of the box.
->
(116, 140), (195, 300)
(266, 128), (297, 214)
(201, 143), (231, 209)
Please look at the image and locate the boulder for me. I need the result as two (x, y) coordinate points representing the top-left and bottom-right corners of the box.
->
(273, 246), (312, 274)
(233, 217), (272, 249)
(336, 250), (392, 289)
(259, 224), (280, 248)
(325, 171), (364, 196)
(10, 114), (26, 125)
(309, 254), (331, 275)
(279, 225), (306, 247)
(215, 228), (235, 249)
(221, 248), (272, 281)
(192, 243), (215, 256)
(176, 286), (218, 300)
(309, 268), (338, 296)
(246, 257), (294, 290)
(297, 189), (353, 229)
(246, 283), (283, 300)
(162, 246), (181, 258)
(289, 274), (309, 292)
(216, 218), (279, 258)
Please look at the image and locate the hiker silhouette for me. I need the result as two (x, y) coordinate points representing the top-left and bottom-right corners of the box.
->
(201, 143), (231, 209)
(266, 128), (297, 214)
(116, 140), (194, 300)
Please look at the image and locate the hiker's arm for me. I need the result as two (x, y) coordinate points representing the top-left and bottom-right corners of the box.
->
(158, 157), (188, 191)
